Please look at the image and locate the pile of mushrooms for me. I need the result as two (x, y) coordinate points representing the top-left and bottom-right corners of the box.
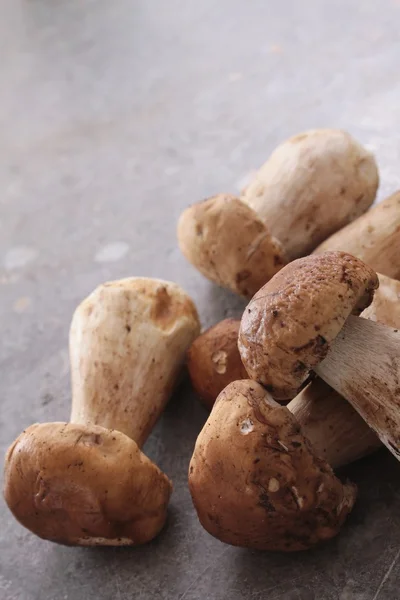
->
(3, 127), (400, 554)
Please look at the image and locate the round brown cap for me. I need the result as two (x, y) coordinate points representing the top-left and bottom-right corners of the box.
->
(187, 318), (248, 409)
(4, 422), (172, 546)
(177, 194), (287, 298)
(189, 380), (357, 551)
(239, 251), (378, 399)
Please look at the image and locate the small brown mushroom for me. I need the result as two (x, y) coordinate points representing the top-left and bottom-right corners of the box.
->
(4, 278), (200, 546)
(189, 380), (356, 551)
(239, 252), (400, 462)
(187, 318), (247, 409)
(178, 194), (287, 298)
(314, 191), (400, 279)
(178, 130), (379, 296)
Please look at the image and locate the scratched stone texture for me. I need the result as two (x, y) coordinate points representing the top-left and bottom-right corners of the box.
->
(1, 1), (400, 599)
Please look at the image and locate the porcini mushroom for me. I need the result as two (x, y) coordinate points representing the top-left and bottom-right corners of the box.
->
(187, 318), (248, 410)
(239, 252), (400, 461)
(4, 278), (200, 546)
(314, 191), (400, 279)
(189, 380), (357, 551)
(178, 130), (378, 297)
(241, 129), (378, 259)
(177, 194), (287, 298)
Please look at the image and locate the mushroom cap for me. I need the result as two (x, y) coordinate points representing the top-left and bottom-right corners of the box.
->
(177, 194), (287, 298)
(4, 422), (172, 546)
(189, 380), (357, 551)
(70, 277), (200, 448)
(239, 251), (378, 400)
(187, 319), (248, 409)
(241, 129), (379, 259)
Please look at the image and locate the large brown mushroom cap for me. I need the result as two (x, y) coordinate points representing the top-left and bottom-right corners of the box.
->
(187, 319), (248, 409)
(4, 422), (172, 546)
(189, 380), (356, 551)
(177, 194), (287, 298)
(238, 251), (378, 400)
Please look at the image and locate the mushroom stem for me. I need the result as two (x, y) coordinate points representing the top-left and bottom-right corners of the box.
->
(288, 379), (381, 469)
(70, 278), (200, 448)
(315, 191), (400, 279)
(315, 315), (400, 460)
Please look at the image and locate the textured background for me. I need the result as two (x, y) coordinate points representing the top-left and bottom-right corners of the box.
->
(1, 1), (400, 598)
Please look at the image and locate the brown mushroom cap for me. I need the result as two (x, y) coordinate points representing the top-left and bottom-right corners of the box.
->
(187, 319), (248, 409)
(189, 380), (356, 551)
(238, 251), (378, 400)
(177, 194), (287, 298)
(4, 422), (172, 546)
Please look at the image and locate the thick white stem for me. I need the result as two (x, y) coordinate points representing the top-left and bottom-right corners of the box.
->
(315, 315), (400, 461)
(288, 379), (381, 469)
(70, 278), (200, 448)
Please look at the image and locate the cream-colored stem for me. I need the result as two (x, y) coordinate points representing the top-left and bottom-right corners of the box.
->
(70, 278), (200, 448)
(315, 315), (400, 461)
(288, 379), (381, 469)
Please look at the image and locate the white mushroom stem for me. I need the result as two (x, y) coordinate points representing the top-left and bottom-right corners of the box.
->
(315, 315), (400, 461)
(70, 278), (200, 448)
(288, 379), (381, 469)
(315, 191), (400, 280)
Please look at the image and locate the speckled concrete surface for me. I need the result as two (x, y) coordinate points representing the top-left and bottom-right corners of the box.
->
(1, 1), (400, 598)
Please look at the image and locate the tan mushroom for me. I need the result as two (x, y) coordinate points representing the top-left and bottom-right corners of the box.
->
(187, 318), (248, 410)
(314, 191), (400, 279)
(239, 252), (400, 462)
(177, 194), (287, 298)
(178, 130), (378, 297)
(4, 278), (200, 546)
(189, 380), (356, 551)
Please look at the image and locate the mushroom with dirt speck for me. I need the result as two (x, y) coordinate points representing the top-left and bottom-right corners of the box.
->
(188, 380), (356, 551)
(187, 318), (248, 409)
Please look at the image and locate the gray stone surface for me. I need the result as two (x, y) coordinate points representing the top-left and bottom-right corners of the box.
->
(1, 0), (400, 598)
